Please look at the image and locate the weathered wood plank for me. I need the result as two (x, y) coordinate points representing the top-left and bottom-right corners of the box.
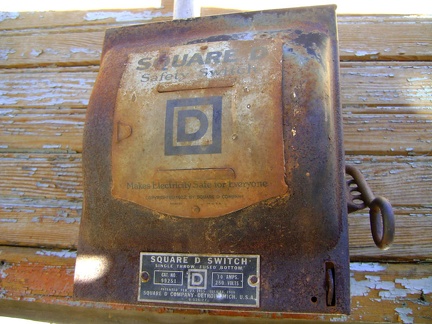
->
(343, 113), (432, 155)
(0, 198), (80, 248)
(0, 155), (429, 207)
(348, 208), (432, 261)
(1, 107), (430, 155)
(0, 154), (429, 206)
(0, 63), (430, 154)
(337, 16), (432, 61)
(0, 107), (85, 153)
(0, 15), (430, 67)
(348, 262), (432, 323)
(0, 31), (104, 68)
(345, 155), (432, 208)
(340, 62), (432, 106)
(0, 246), (430, 322)
(1, 63), (430, 108)
(0, 1), (174, 30)
(340, 63), (432, 106)
(0, 6), (429, 323)
(0, 67), (96, 108)
(0, 154), (430, 259)
(1, 202), (430, 259)
(0, 153), (82, 201)
(1, 1), (429, 31)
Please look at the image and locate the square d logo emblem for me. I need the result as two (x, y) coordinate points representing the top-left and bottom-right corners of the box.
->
(187, 269), (207, 289)
(165, 96), (222, 155)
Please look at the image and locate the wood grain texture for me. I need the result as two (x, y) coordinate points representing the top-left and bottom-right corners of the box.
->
(0, 153), (82, 200)
(0, 67), (94, 108)
(0, 1), (174, 30)
(0, 198), (80, 248)
(0, 154), (430, 260)
(1, 64), (430, 154)
(0, 15), (430, 67)
(2, 204), (430, 260)
(345, 155), (432, 208)
(343, 113), (432, 155)
(2, 108), (430, 155)
(0, 107), (85, 153)
(0, 246), (430, 322)
(1, 63), (430, 108)
(0, 154), (430, 206)
(0, 5), (431, 322)
(348, 208), (432, 261)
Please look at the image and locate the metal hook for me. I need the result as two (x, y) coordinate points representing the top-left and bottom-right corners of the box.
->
(369, 196), (395, 250)
(345, 165), (395, 250)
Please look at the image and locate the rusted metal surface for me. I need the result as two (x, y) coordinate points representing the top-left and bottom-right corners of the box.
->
(75, 5), (350, 314)
(112, 40), (287, 218)
(346, 165), (395, 250)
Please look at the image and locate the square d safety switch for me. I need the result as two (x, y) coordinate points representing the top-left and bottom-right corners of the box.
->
(74, 5), (394, 315)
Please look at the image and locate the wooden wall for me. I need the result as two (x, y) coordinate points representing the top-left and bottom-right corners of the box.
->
(0, 1), (431, 322)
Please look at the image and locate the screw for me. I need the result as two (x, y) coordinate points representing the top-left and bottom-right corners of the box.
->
(141, 271), (150, 283)
(192, 206), (200, 213)
(248, 275), (258, 286)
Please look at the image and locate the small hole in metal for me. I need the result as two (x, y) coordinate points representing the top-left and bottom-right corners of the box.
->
(311, 296), (318, 303)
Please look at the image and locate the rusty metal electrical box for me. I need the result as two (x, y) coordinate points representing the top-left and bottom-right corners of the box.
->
(74, 5), (394, 315)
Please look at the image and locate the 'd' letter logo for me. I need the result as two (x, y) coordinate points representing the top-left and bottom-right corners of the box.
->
(165, 96), (222, 155)
(187, 269), (207, 289)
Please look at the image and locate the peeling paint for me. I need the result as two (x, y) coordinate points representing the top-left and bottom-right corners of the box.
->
(351, 268), (432, 307)
(395, 307), (414, 324)
(350, 262), (387, 272)
(0, 109), (14, 115)
(44, 48), (60, 55)
(389, 169), (403, 174)
(84, 10), (172, 22)
(0, 218), (18, 223)
(329, 315), (349, 322)
(35, 250), (77, 258)
(0, 74), (92, 106)
(355, 50), (380, 57)
(0, 12), (19, 22)
(66, 193), (83, 198)
(407, 77), (429, 82)
(0, 260), (12, 279)
(350, 276), (371, 297)
(42, 144), (61, 149)
(379, 287), (412, 299)
(0, 48), (16, 61)
(396, 276), (432, 294)
(30, 49), (43, 57)
(31, 215), (80, 224)
(70, 47), (100, 55)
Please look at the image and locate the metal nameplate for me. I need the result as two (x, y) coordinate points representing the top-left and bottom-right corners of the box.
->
(138, 253), (260, 307)
(111, 39), (287, 218)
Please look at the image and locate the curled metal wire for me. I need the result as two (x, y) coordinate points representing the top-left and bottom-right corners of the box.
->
(346, 165), (395, 250)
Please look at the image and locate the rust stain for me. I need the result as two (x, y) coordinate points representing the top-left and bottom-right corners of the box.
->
(77, 5), (351, 315)
(111, 39), (287, 218)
